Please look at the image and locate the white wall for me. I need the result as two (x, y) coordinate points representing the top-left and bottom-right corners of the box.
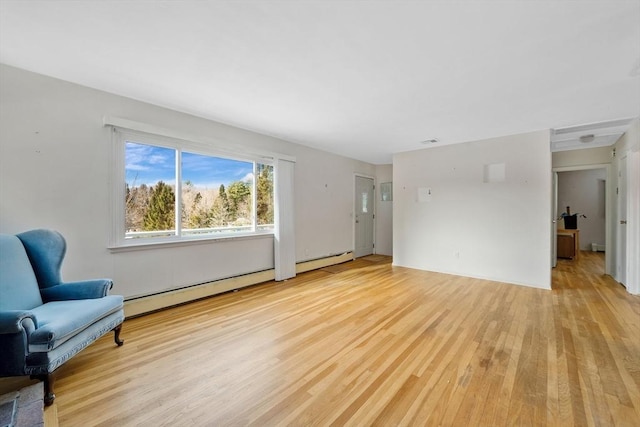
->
(393, 130), (552, 289)
(0, 64), (376, 298)
(557, 169), (606, 250)
(293, 149), (373, 262)
(375, 164), (393, 256)
(552, 146), (613, 168)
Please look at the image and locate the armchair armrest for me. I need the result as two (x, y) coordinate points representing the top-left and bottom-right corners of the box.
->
(40, 279), (114, 302)
(0, 310), (37, 334)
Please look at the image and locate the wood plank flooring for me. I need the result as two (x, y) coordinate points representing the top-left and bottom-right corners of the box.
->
(41, 253), (640, 425)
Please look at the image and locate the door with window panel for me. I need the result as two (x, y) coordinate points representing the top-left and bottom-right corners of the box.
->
(355, 176), (374, 258)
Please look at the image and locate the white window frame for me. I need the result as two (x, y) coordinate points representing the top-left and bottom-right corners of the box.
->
(108, 125), (276, 250)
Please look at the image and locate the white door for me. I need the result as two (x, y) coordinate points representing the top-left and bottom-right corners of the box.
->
(617, 155), (627, 285)
(552, 171), (558, 268)
(355, 176), (374, 258)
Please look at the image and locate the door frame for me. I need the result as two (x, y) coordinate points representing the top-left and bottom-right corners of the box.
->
(552, 171), (558, 268)
(624, 151), (640, 295)
(353, 173), (376, 257)
(617, 154), (628, 285)
(553, 163), (613, 275)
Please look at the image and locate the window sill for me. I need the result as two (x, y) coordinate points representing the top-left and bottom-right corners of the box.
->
(108, 231), (274, 253)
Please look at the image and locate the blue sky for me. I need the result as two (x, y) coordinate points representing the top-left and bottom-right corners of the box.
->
(125, 142), (254, 188)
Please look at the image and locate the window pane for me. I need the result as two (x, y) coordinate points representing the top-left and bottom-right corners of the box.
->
(125, 142), (176, 238)
(181, 152), (254, 236)
(120, 135), (275, 244)
(256, 164), (274, 229)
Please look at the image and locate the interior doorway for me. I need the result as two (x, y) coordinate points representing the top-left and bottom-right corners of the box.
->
(553, 165), (611, 275)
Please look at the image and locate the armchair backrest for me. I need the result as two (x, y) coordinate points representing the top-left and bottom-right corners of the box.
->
(0, 234), (44, 310)
(16, 229), (66, 289)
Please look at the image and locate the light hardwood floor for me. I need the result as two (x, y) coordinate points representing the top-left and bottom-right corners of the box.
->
(37, 252), (640, 425)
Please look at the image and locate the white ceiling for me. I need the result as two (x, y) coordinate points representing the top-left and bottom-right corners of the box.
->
(1, 1), (639, 164)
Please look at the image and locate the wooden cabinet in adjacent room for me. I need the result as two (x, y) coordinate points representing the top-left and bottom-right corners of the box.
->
(557, 229), (579, 260)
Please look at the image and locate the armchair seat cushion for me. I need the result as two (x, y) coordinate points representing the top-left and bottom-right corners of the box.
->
(28, 295), (124, 352)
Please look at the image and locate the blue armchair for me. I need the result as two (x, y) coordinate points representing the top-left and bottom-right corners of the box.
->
(0, 229), (124, 405)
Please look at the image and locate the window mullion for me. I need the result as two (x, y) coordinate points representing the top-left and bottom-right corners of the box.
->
(175, 149), (182, 237)
(252, 162), (258, 232)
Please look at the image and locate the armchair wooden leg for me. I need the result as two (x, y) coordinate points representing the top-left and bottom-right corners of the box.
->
(114, 324), (124, 346)
(43, 373), (55, 406)
(31, 373), (55, 406)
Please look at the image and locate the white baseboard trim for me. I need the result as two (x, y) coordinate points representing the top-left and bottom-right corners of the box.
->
(124, 251), (354, 318)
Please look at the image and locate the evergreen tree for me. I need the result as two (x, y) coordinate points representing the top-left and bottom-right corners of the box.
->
(256, 166), (274, 225)
(227, 180), (252, 221)
(143, 181), (175, 231)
